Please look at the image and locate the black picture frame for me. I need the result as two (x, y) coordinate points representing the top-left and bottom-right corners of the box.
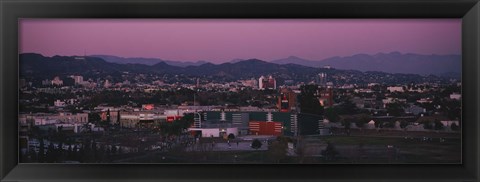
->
(1, 0), (479, 181)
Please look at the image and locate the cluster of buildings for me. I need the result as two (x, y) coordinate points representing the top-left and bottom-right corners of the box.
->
(20, 112), (87, 126)
(41, 76), (64, 86)
(19, 112), (90, 154)
(38, 75), (129, 89)
(258, 75), (277, 90)
(21, 71), (461, 139)
(33, 75), (280, 93)
(96, 88), (300, 138)
(188, 110), (296, 138)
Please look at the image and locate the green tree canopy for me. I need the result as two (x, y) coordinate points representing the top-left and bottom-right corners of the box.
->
(451, 123), (459, 131)
(159, 113), (194, 136)
(400, 120), (409, 129)
(324, 107), (340, 123)
(434, 120), (444, 130)
(337, 100), (358, 115)
(321, 142), (339, 161)
(298, 85), (324, 116)
(251, 139), (262, 150)
(88, 113), (101, 123)
(267, 140), (288, 163)
(423, 121), (433, 130)
(227, 133), (235, 140)
(386, 103), (405, 117)
(354, 114), (370, 128)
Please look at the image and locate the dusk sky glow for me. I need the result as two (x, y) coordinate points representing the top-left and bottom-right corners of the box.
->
(19, 19), (461, 63)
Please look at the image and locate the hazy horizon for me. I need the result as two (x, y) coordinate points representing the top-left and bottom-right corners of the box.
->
(20, 19), (461, 63)
(21, 51), (462, 64)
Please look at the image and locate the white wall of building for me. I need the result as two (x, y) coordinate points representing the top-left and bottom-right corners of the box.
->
(21, 113), (89, 126)
(188, 127), (238, 138)
(226, 128), (239, 136)
(387, 86), (404, 92)
(450, 93), (461, 100)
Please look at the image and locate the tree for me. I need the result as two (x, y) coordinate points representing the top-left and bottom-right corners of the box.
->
(105, 146), (112, 162)
(400, 120), (409, 129)
(57, 142), (64, 162)
(178, 113), (194, 130)
(98, 145), (106, 162)
(338, 100), (358, 115)
(321, 142), (339, 161)
(442, 100), (461, 120)
(88, 113), (101, 123)
(359, 114), (371, 123)
(106, 109), (111, 124)
(355, 114), (370, 128)
(434, 120), (444, 130)
(227, 133), (235, 140)
(298, 113), (322, 135)
(324, 107), (340, 123)
(92, 141), (98, 162)
(386, 103), (404, 117)
(111, 145), (117, 154)
(267, 140), (288, 163)
(118, 146), (123, 154)
(78, 147), (86, 163)
(276, 136), (293, 143)
(355, 120), (365, 128)
(451, 123), (459, 131)
(45, 142), (56, 163)
(251, 139), (262, 150)
(28, 148), (37, 162)
(423, 121), (433, 130)
(159, 122), (181, 136)
(82, 140), (94, 162)
(38, 138), (45, 163)
(72, 145), (79, 161)
(159, 113), (195, 136)
(382, 121), (394, 128)
(117, 110), (121, 125)
(298, 85), (324, 116)
(67, 144), (73, 161)
(357, 143), (366, 160)
(342, 118), (352, 136)
(62, 77), (75, 86)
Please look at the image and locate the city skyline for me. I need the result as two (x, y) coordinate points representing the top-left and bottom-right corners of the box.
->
(19, 19), (461, 63)
(19, 19), (462, 164)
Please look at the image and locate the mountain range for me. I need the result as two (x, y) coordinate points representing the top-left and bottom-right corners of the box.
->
(20, 53), (455, 86)
(270, 52), (461, 76)
(91, 52), (461, 76)
(19, 53), (320, 80)
(90, 55), (209, 67)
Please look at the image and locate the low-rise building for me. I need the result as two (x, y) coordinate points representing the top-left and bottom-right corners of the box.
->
(404, 104), (426, 115)
(119, 111), (167, 128)
(450, 93), (461, 100)
(198, 111), (296, 136)
(19, 112), (88, 126)
(51, 76), (63, 86)
(249, 121), (283, 136)
(387, 86), (404, 92)
(188, 119), (239, 138)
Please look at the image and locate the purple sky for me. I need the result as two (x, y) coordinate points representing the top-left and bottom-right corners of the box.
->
(19, 19), (461, 63)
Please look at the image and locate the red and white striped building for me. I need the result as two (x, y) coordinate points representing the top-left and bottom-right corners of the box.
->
(249, 121), (283, 136)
